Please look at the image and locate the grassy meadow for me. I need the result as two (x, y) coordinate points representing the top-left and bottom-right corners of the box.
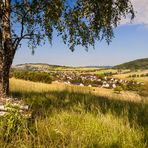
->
(0, 78), (148, 147)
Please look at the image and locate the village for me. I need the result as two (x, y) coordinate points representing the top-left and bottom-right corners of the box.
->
(12, 64), (146, 91)
(50, 71), (144, 89)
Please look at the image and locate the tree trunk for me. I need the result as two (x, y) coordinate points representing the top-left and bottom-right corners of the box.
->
(0, 16), (3, 98)
(0, 46), (14, 98)
(0, 44), (13, 98)
(0, 62), (10, 98)
(0, 0), (15, 98)
(0, 52), (3, 98)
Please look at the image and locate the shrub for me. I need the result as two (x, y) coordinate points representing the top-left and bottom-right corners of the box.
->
(140, 74), (145, 77)
(1, 104), (27, 141)
(131, 74), (136, 77)
(114, 86), (123, 94)
(98, 73), (105, 79)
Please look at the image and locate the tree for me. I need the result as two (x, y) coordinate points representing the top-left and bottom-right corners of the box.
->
(0, 0), (134, 98)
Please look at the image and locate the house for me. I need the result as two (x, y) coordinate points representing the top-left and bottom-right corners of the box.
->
(80, 83), (84, 86)
(102, 83), (110, 88)
(88, 84), (92, 87)
(112, 84), (116, 88)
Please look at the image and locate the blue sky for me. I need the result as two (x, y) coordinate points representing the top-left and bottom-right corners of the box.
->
(13, 0), (148, 66)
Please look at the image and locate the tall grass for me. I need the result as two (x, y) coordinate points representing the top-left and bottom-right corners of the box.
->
(0, 78), (147, 147)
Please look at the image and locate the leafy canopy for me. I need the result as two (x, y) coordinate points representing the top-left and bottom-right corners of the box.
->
(4, 0), (134, 51)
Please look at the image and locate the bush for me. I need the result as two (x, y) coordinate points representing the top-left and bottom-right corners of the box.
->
(140, 74), (145, 77)
(98, 73), (105, 79)
(0, 104), (27, 141)
(114, 86), (123, 94)
(131, 74), (136, 77)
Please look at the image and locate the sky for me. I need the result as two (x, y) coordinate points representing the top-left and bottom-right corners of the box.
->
(13, 0), (148, 66)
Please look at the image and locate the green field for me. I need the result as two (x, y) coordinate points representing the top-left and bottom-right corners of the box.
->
(0, 78), (147, 147)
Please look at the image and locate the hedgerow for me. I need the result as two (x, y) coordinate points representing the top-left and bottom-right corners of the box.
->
(10, 70), (52, 84)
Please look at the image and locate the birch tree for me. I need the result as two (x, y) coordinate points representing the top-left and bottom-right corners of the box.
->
(0, 0), (134, 97)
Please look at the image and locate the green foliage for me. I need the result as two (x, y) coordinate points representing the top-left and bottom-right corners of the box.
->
(114, 86), (123, 94)
(114, 58), (148, 70)
(0, 87), (147, 147)
(70, 78), (83, 84)
(35, 111), (145, 147)
(70, 78), (102, 86)
(129, 73), (148, 78)
(7, 0), (135, 51)
(98, 73), (105, 79)
(0, 104), (27, 141)
(8, 89), (148, 147)
(11, 70), (52, 84)
(131, 74), (137, 77)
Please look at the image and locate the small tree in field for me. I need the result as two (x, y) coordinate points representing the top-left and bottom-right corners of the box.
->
(0, 0), (134, 98)
(114, 86), (123, 94)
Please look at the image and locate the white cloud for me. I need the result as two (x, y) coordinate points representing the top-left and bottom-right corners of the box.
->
(121, 0), (148, 26)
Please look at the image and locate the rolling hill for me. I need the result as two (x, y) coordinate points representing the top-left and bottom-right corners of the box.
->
(114, 58), (148, 69)
(13, 63), (112, 72)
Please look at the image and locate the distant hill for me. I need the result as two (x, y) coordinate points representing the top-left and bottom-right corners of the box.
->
(13, 63), (72, 72)
(82, 66), (112, 68)
(114, 58), (148, 69)
(15, 63), (70, 68)
(14, 63), (112, 70)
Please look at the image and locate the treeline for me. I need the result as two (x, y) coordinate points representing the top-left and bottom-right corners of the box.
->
(129, 73), (148, 78)
(10, 70), (52, 84)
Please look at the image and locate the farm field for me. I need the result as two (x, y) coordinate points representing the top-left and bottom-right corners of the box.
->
(114, 69), (148, 82)
(0, 78), (147, 147)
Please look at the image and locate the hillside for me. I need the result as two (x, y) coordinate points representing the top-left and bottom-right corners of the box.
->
(114, 58), (148, 69)
(13, 63), (111, 73)
(15, 63), (112, 69)
(15, 63), (71, 69)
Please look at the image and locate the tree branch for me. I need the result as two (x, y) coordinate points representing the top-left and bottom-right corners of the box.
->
(13, 30), (36, 51)
(20, 10), (30, 37)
